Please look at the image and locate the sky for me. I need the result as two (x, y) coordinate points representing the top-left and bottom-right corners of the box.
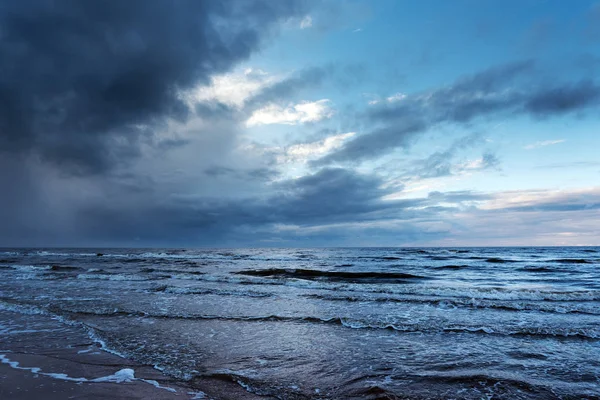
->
(1, 0), (599, 247)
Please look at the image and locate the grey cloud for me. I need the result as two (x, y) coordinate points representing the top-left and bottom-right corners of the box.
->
(507, 203), (600, 213)
(524, 80), (600, 115)
(247, 66), (332, 108)
(204, 166), (238, 177)
(407, 149), (499, 181)
(315, 61), (532, 164)
(313, 120), (427, 165)
(414, 152), (453, 179)
(427, 191), (492, 203)
(238, 63), (366, 117)
(500, 191), (600, 213)
(203, 165), (279, 181)
(317, 60), (600, 164)
(270, 168), (395, 223)
(155, 138), (191, 150)
(193, 64), (341, 125)
(480, 152), (501, 170)
(440, 60), (534, 95)
(39, 167), (427, 246)
(0, 0), (307, 175)
(400, 133), (490, 180)
(195, 102), (238, 121)
(368, 60), (535, 124)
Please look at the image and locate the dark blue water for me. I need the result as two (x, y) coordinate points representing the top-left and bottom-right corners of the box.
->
(1, 247), (599, 399)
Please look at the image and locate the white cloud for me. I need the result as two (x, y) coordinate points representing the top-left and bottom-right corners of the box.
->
(480, 187), (600, 210)
(458, 157), (488, 171)
(280, 132), (356, 163)
(246, 100), (334, 127)
(352, 28), (363, 33)
(185, 68), (284, 108)
(367, 92), (407, 105)
(386, 92), (407, 102)
(382, 183), (438, 201)
(300, 15), (312, 29)
(524, 139), (565, 150)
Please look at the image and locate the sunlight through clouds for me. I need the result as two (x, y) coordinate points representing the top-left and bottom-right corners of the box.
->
(246, 99), (334, 126)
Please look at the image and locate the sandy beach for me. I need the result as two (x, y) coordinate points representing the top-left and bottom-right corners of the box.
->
(0, 308), (272, 400)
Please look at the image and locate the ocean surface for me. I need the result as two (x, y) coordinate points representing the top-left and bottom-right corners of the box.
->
(1, 247), (599, 399)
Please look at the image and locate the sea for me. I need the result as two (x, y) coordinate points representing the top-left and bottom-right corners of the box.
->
(1, 247), (599, 399)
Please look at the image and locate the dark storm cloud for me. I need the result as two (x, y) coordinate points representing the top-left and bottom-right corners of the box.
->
(65, 167), (600, 246)
(203, 165), (279, 181)
(317, 60), (600, 164)
(0, 0), (307, 175)
(269, 168), (397, 223)
(195, 102), (238, 121)
(66, 167), (432, 245)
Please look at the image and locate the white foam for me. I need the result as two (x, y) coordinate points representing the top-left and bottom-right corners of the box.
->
(91, 368), (135, 383)
(10, 264), (51, 271)
(0, 354), (84, 381)
(139, 378), (178, 393)
(189, 391), (208, 399)
(0, 354), (178, 392)
(32, 251), (98, 257)
(77, 273), (152, 281)
(0, 328), (63, 335)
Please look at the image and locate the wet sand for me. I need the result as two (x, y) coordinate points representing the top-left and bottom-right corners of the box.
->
(0, 309), (272, 399)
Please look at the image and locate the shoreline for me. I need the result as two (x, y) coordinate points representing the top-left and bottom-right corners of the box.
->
(0, 308), (272, 400)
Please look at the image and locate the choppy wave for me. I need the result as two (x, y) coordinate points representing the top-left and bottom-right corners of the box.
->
(140, 268), (205, 275)
(50, 307), (600, 340)
(486, 257), (517, 263)
(393, 287), (600, 302)
(151, 286), (273, 298)
(49, 265), (82, 271)
(2, 246), (600, 399)
(516, 266), (572, 273)
(548, 258), (593, 264)
(234, 268), (429, 283)
(432, 264), (470, 270)
(7, 264), (52, 271)
(301, 293), (600, 315)
(76, 273), (168, 281)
